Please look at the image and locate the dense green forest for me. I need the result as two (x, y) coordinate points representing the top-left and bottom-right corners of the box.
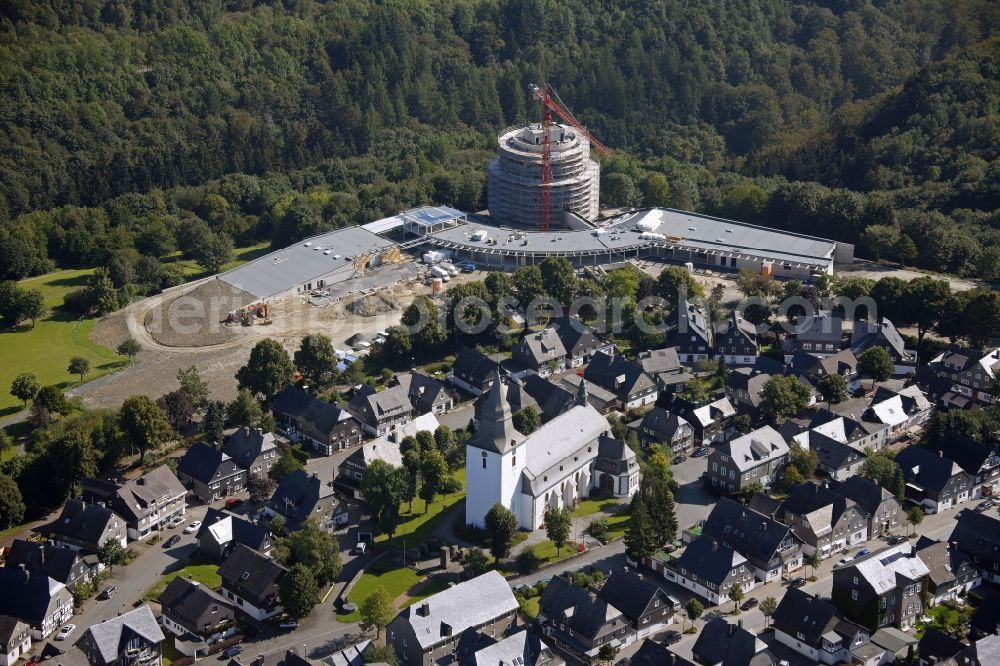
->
(1, 0), (999, 284)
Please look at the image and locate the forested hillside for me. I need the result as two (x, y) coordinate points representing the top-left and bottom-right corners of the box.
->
(1, 0), (998, 284)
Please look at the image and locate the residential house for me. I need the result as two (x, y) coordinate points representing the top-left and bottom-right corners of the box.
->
(869, 628), (918, 664)
(348, 384), (414, 437)
(916, 628), (966, 666)
(706, 426), (790, 494)
(664, 536), (754, 606)
(472, 630), (564, 666)
(895, 445), (973, 514)
(664, 296), (712, 365)
(82, 465), (186, 541)
(386, 571), (518, 666)
(75, 605), (164, 666)
(40, 499), (127, 553)
(513, 328), (568, 376)
(476, 375), (539, 419)
(636, 347), (690, 395)
(549, 316), (614, 368)
(4, 539), (98, 591)
(0, 616), (30, 666)
(218, 544), (286, 621)
(554, 374), (619, 414)
(691, 618), (778, 666)
(158, 578), (235, 656)
(811, 434), (866, 481)
(0, 567), (73, 640)
(781, 482), (868, 558)
(725, 369), (770, 414)
(537, 575), (631, 664)
(714, 311), (759, 366)
(799, 409), (891, 454)
(828, 476), (904, 540)
(701, 498), (803, 583)
(176, 443), (245, 503)
(943, 432), (1000, 500)
(925, 347), (1000, 407)
(862, 385), (933, 438)
(265, 469), (338, 531)
(596, 570), (675, 640)
(583, 352), (658, 410)
(790, 349), (859, 392)
(626, 640), (695, 666)
(850, 318), (916, 375)
(913, 537), (979, 607)
(772, 588), (870, 665)
(783, 314), (844, 362)
(335, 412), (439, 497)
(969, 591), (1000, 639)
(272, 385), (362, 455)
(949, 509), (1000, 584)
(196, 508), (273, 561)
(629, 408), (694, 452)
(450, 347), (503, 395)
(675, 396), (737, 445)
(392, 372), (454, 415)
(222, 427), (279, 478)
(830, 543), (930, 630)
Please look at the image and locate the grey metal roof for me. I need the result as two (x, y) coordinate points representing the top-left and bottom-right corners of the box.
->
(399, 571), (518, 650)
(426, 207), (836, 266)
(79, 605), (164, 665)
(218, 226), (395, 299)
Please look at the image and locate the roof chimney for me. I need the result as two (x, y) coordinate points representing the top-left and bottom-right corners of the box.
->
(711, 540), (719, 553)
(418, 601), (430, 617)
(737, 619), (744, 630)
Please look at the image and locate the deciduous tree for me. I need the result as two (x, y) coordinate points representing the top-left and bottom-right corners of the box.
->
(545, 507), (573, 555)
(236, 339), (294, 402)
(279, 563), (319, 620)
(275, 518), (342, 585)
(362, 459), (408, 541)
(117, 337), (141, 361)
(68, 356), (90, 382)
(858, 346), (893, 387)
(760, 375), (811, 420)
(10, 372), (40, 406)
(359, 586), (394, 639)
(484, 503), (518, 561)
(177, 366), (209, 409)
(512, 406), (540, 434)
(294, 334), (337, 388)
(119, 395), (173, 462)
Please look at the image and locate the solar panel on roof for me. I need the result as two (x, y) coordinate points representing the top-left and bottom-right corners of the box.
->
(880, 551), (906, 566)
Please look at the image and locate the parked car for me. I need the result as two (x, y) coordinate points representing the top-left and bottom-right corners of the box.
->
(788, 577), (807, 588)
(461, 263), (476, 273)
(279, 620), (299, 630)
(225, 498), (242, 508)
(691, 446), (710, 457)
(975, 500), (995, 513)
(836, 557), (851, 567)
(97, 586), (117, 600)
(168, 515), (185, 528)
(184, 521), (202, 534)
(856, 548), (871, 558)
(886, 535), (907, 545)
(354, 542), (367, 555)
(741, 597), (759, 610)
(164, 535), (181, 548)
(673, 454), (687, 464)
(221, 646), (243, 658)
(55, 625), (76, 641)
(661, 630), (682, 646)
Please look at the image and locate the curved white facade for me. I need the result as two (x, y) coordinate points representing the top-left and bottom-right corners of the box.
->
(488, 123), (600, 228)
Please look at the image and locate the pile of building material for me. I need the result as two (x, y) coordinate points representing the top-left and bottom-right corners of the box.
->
(144, 279), (255, 347)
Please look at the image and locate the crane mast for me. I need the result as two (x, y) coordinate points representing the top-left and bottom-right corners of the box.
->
(529, 83), (611, 231)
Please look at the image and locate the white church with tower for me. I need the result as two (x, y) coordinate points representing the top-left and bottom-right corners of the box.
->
(465, 370), (640, 530)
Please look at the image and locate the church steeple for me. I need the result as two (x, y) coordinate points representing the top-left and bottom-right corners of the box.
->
(576, 376), (589, 407)
(468, 367), (524, 454)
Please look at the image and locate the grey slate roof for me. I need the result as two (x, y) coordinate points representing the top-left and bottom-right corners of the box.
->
(550, 316), (607, 357)
(811, 434), (865, 472)
(77, 605), (164, 665)
(452, 347), (502, 386)
(702, 498), (796, 569)
(851, 318), (908, 359)
(267, 469), (334, 527)
(350, 383), (412, 418)
(790, 314), (844, 344)
(158, 577), (233, 634)
(715, 426), (788, 472)
(583, 351), (655, 400)
(177, 443), (240, 485)
(636, 408), (691, 442)
(772, 587), (862, 647)
(467, 371), (525, 455)
(895, 445), (968, 494)
(393, 372), (451, 413)
(0, 568), (66, 625)
(627, 639), (694, 665)
(473, 629), (559, 666)
(828, 476), (895, 516)
(671, 536), (746, 585)
(272, 385), (355, 437)
(42, 499), (121, 547)
(949, 509), (1000, 566)
(4, 539), (90, 587)
(218, 544), (286, 603)
(636, 347), (682, 375)
(197, 508), (272, 552)
(0, 615), (29, 648)
(397, 571), (518, 650)
(518, 375), (573, 420)
(596, 570), (667, 624)
(519, 327), (567, 365)
(538, 575), (591, 618)
(870, 627), (918, 654)
(693, 618), (775, 666)
(223, 428), (277, 469)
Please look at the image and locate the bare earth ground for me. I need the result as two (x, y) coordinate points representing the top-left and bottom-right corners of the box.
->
(71, 257), (981, 411)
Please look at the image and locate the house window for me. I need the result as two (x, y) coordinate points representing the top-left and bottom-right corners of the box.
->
(853, 577), (858, 585)
(512, 454), (516, 467)
(851, 590), (858, 601)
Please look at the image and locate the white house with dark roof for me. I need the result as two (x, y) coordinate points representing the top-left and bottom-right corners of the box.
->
(465, 373), (637, 530)
(75, 605), (164, 666)
(0, 615), (31, 666)
(83, 466), (186, 542)
(850, 318), (916, 376)
(706, 425), (789, 494)
(348, 384), (414, 437)
(40, 499), (127, 554)
(386, 571), (519, 666)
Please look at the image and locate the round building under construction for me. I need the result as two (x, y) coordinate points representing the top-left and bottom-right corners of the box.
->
(487, 122), (600, 228)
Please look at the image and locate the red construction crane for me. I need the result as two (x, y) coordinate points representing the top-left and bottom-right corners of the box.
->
(530, 83), (612, 231)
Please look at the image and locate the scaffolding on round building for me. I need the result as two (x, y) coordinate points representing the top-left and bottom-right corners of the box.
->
(487, 123), (600, 228)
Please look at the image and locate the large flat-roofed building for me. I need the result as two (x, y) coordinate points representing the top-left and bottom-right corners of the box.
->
(425, 207), (843, 278)
(488, 123), (600, 228)
(217, 226), (397, 300)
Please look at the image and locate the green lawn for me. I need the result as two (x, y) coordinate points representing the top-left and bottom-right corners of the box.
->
(533, 539), (583, 566)
(516, 594), (540, 620)
(604, 512), (632, 540)
(571, 498), (621, 518)
(1, 244), (271, 418)
(1, 269), (124, 416)
(160, 639), (183, 666)
(339, 560), (425, 622)
(377, 469), (466, 549)
(143, 561), (221, 601)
